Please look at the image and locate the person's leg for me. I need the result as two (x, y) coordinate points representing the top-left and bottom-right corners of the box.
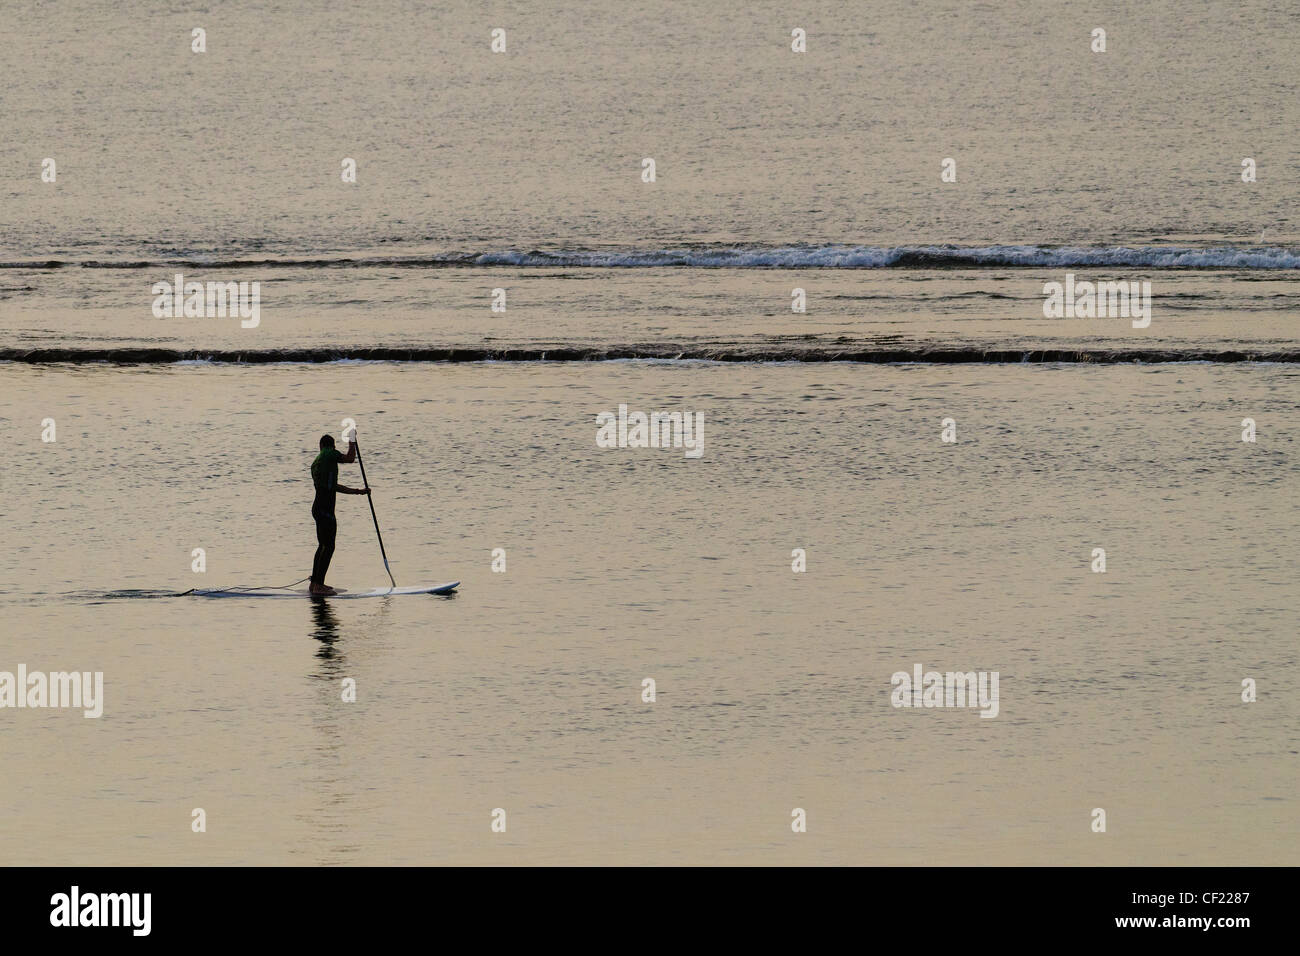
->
(319, 514), (336, 582)
(311, 510), (337, 587)
(310, 510), (324, 583)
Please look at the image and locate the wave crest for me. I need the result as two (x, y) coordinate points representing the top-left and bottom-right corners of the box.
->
(3, 244), (1299, 270)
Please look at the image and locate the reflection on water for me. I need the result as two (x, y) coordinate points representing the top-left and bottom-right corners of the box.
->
(303, 596), (359, 865)
(310, 597), (341, 659)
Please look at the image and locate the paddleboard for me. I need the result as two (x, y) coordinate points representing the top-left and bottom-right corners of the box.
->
(191, 582), (459, 598)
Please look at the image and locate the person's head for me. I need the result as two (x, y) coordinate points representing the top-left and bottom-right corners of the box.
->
(319, 434), (335, 450)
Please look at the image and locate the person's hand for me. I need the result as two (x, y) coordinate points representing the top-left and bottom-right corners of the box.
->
(363, 487), (371, 495)
(344, 426), (357, 442)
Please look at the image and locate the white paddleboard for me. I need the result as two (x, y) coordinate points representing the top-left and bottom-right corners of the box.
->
(191, 582), (459, 598)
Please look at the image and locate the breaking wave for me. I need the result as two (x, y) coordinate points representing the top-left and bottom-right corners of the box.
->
(4, 244), (1300, 270)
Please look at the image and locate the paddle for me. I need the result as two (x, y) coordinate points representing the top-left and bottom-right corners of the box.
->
(352, 434), (396, 588)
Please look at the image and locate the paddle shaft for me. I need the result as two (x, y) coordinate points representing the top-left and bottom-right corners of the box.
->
(352, 437), (396, 588)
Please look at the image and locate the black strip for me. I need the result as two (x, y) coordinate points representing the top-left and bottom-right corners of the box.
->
(0, 866), (1286, 942)
(3, 347), (1299, 365)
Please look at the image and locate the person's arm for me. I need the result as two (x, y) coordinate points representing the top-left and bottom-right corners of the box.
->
(336, 432), (362, 490)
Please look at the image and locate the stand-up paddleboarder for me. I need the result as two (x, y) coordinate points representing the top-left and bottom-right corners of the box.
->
(309, 431), (371, 595)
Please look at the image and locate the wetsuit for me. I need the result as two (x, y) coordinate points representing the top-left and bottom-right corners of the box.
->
(310, 447), (346, 585)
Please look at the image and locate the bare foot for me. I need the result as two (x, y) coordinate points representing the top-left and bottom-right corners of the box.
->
(309, 583), (338, 595)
